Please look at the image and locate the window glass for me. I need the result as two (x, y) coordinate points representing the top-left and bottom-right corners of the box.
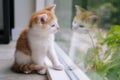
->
(55, 0), (120, 80)
(55, 0), (72, 53)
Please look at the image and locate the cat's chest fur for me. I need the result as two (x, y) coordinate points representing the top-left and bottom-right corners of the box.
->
(72, 31), (96, 47)
(70, 30), (97, 55)
(27, 29), (54, 53)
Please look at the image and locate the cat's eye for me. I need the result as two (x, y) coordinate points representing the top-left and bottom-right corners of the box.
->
(51, 24), (55, 27)
(79, 25), (84, 28)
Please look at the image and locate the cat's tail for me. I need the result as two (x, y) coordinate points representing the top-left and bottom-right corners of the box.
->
(11, 63), (46, 73)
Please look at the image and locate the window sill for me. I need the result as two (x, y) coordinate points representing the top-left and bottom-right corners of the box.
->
(46, 43), (90, 80)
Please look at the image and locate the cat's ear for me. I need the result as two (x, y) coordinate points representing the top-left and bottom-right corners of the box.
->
(38, 14), (48, 24)
(75, 5), (86, 14)
(89, 15), (98, 24)
(45, 4), (56, 13)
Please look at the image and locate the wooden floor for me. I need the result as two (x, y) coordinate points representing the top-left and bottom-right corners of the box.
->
(0, 41), (48, 80)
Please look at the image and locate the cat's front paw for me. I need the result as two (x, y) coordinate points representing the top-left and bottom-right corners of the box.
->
(37, 68), (47, 75)
(53, 64), (64, 70)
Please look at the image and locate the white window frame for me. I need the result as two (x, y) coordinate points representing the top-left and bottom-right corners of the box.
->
(35, 0), (90, 80)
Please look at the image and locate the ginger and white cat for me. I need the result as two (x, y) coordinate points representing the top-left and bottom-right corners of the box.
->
(69, 5), (99, 64)
(12, 4), (64, 74)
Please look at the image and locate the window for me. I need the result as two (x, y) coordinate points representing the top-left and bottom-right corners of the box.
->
(54, 0), (120, 80)
(11, 0), (120, 79)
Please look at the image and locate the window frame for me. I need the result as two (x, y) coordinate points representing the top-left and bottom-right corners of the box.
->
(0, 0), (11, 44)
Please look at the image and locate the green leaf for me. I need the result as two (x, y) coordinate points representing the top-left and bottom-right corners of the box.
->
(104, 25), (120, 47)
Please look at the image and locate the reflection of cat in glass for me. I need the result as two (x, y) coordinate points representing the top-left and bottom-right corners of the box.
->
(69, 5), (99, 67)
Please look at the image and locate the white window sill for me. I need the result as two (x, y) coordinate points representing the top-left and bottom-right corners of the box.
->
(46, 43), (90, 80)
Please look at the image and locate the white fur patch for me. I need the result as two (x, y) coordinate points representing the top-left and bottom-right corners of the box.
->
(15, 50), (31, 65)
(69, 31), (97, 61)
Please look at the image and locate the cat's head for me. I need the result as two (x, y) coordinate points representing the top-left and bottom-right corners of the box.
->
(72, 5), (98, 33)
(28, 4), (60, 34)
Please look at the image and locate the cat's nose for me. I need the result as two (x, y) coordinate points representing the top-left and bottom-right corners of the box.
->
(57, 25), (60, 30)
(57, 26), (60, 30)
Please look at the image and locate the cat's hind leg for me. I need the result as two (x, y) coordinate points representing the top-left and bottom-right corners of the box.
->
(14, 50), (32, 73)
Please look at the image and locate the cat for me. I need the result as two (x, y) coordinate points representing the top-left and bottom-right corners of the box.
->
(69, 5), (99, 68)
(12, 4), (64, 74)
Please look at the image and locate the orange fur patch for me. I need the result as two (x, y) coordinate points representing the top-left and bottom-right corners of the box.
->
(12, 63), (46, 73)
(41, 24), (47, 29)
(73, 7), (98, 29)
(74, 11), (95, 22)
(29, 9), (56, 28)
(16, 28), (31, 56)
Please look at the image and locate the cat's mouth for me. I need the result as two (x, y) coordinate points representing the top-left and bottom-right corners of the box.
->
(53, 28), (59, 33)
